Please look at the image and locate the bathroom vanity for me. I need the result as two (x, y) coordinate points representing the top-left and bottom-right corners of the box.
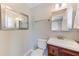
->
(47, 38), (79, 56)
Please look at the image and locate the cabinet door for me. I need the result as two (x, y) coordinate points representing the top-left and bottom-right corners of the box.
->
(48, 45), (59, 56)
(59, 48), (79, 56)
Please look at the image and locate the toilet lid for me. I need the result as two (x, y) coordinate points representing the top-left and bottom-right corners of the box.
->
(31, 49), (44, 56)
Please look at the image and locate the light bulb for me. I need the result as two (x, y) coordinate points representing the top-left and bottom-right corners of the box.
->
(16, 18), (19, 20)
(55, 4), (60, 9)
(62, 3), (67, 7)
(16, 18), (22, 21)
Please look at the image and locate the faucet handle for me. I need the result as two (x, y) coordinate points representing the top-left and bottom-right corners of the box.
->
(57, 36), (64, 40)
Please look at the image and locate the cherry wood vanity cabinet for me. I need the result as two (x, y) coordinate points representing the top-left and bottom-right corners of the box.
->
(47, 44), (79, 56)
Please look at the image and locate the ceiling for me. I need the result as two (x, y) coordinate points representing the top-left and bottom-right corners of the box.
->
(5, 3), (40, 10)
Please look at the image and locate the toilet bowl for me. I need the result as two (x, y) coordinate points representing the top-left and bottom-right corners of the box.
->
(31, 49), (44, 56)
(30, 39), (47, 56)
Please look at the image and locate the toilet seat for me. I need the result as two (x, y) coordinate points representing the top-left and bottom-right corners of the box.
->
(31, 49), (44, 56)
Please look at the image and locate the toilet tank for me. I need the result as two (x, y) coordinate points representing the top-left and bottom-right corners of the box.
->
(37, 39), (47, 49)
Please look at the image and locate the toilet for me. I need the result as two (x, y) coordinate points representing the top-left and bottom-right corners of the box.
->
(31, 39), (47, 56)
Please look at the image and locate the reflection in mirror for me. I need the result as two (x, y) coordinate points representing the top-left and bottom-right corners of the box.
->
(51, 16), (63, 31)
(5, 8), (17, 29)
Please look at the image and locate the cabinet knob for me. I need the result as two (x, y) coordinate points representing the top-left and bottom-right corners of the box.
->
(52, 49), (54, 53)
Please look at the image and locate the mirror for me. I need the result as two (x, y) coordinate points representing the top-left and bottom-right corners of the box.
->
(51, 16), (63, 31)
(51, 4), (73, 31)
(0, 4), (29, 30)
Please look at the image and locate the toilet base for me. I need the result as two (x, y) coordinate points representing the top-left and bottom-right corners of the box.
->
(31, 49), (44, 56)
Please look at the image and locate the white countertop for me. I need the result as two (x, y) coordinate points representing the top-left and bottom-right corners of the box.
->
(47, 38), (79, 52)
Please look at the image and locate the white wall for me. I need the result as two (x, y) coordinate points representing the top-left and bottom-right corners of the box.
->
(0, 31), (10, 56)
(31, 3), (53, 21)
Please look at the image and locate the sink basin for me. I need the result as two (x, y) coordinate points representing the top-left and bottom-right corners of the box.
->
(47, 38), (79, 52)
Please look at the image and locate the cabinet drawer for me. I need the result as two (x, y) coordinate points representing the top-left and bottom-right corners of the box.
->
(60, 49), (79, 56)
(48, 44), (59, 56)
(48, 44), (79, 56)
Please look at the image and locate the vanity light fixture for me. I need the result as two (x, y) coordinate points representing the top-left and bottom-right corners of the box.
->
(55, 4), (60, 9)
(62, 3), (67, 8)
(55, 3), (67, 9)
(15, 17), (22, 21)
